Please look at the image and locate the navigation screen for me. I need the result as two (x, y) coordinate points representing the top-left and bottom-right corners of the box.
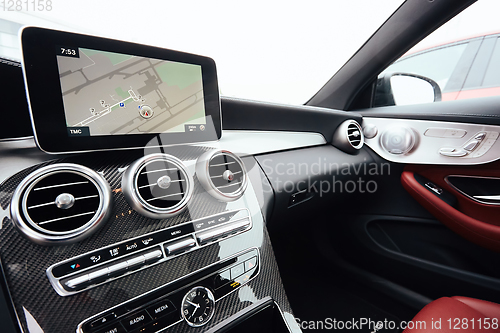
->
(56, 47), (207, 137)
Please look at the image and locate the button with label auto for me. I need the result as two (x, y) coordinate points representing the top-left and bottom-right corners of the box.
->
(126, 254), (145, 270)
(244, 257), (257, 272)
(120, 310), (152, 331)
(164, 237), (196, 256)
(146, 299), (176, 320)
(90, 313), (117, 329)
(230, 263), (245, 279)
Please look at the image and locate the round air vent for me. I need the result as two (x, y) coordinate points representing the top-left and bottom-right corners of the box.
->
(10, 164), (112, 245)
(196, 150), (247, 202)
(332, 120), (364, 154)
(121, 154), (193, 219)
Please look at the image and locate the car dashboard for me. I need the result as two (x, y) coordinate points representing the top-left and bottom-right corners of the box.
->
(0, 132), (328, 333)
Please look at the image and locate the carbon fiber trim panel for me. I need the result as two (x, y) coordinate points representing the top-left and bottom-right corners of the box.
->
(0, 146), (297, 333)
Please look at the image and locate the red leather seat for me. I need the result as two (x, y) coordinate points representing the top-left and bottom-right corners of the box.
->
(404, 297), (500, 333)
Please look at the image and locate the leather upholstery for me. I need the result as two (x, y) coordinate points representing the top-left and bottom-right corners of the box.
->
(404, 297), (500, 333)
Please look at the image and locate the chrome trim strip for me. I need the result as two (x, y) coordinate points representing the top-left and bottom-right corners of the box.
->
(38, 211), (96, 225)
(33, 181), (89, 191)
(474, 195), (500, 201)
(75, 247), (261, 333)
(46, 208), (252, 296)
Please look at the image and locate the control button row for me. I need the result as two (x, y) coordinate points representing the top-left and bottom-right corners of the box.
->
(88, 299), (176, 333)
(62, 248), (163, 291)
(51, 210), (245, 279)
(439, 131), (498, 158)
(196, 218), (251, 245)
(193, 209), (248, 232)
(214, 256), (258, 289)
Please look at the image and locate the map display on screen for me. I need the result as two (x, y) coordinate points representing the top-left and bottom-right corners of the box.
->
(56, 47), (207, 137)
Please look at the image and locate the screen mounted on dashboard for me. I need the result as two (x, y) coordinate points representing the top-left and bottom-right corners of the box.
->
(21, 27), (221, 153)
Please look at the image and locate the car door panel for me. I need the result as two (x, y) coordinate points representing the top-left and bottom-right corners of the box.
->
(332, 98), (500, 304)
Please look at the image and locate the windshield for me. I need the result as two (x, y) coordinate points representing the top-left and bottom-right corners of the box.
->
(0, 1), (404, 105)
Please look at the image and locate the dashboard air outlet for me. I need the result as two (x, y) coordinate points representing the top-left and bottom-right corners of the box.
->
(332, 120), (365, 154)
(10, 163), (112, 245)
(121, 154), (193, 219)
(196, 150), (247, 202)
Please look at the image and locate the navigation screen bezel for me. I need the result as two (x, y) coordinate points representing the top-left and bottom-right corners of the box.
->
(21, 27), (222, 154)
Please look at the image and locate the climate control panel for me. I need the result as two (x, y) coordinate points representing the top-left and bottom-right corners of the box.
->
(47, 209), (252, 296)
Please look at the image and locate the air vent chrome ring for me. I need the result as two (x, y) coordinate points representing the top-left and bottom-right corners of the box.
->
(332, 119), (364, 154)
(196, 150), (248, 202)
(121, 154), (193, 219)
(10, 163), (112, 245)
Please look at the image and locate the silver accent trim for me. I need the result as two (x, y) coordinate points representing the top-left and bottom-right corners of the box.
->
(64, 274), (89, 289)
(38, 211), (96, 225)
(34, 181), (88, 191)
(445, 175), (500, 206)
(47, 208), (252, 296)
(19, 26), (223, 155)
(474, 195), (500, 201)
(88, 267), (109, 282)
(76, 247), (261, 333)
(196, 150), (248, 202)
(196, 219), (250, 245)
(10, 163), (112, 245)
(364, 118), (500, 165)
(121, 154), (194, 219)
(144, 249), (163, 261)
(181, 286), (216, 327)
(108, 261), (128, 274)
(332, 119), (364, 154)
(165, 237), (196, 255)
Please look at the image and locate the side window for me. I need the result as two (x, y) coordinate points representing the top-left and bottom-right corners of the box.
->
(380, 43), (468, 93)
(482, 37), (500, 88)
(371, 0), (500, 107)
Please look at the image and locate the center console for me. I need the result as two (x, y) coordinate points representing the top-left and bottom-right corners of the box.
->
(0, 27), (299, 333)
